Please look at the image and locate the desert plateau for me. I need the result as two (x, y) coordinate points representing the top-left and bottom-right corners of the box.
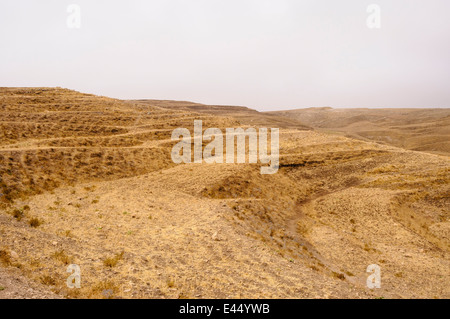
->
(0, 87), (448, 299)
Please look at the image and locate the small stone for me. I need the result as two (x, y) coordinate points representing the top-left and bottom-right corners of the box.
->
(10, 251), (19, 259)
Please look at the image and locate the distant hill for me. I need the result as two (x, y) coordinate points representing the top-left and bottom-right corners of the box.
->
(133, 99), (312, 130)
(268, 108), (450, 156)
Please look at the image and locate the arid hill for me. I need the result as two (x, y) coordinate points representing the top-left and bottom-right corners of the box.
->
(134, 99), (312, 130)
(1, 88), (449, 299)
(268, 108), (450, 156)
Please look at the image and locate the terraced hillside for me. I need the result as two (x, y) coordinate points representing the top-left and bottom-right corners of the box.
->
(0, 88), (238, 207)
(0, 88), (449, 299)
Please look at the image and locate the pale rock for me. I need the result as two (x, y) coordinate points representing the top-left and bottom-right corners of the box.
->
(10, 250), (19, 259)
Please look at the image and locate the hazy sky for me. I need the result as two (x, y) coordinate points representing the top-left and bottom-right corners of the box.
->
(1, 0), (449, 111)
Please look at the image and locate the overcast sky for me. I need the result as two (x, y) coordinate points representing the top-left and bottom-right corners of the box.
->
(1, 0), (449, 111)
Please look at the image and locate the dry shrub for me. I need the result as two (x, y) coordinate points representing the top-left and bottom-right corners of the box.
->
(51, 250), (72, 265)
(29, 217), (43, 228)
(166, 277), (176, 288)
(40, 275), (56, 286)
(103, 251), (124, 268)
(332, 272), (346, 280)
(0, 250), (12, 266)
(11, 208), (24, 221)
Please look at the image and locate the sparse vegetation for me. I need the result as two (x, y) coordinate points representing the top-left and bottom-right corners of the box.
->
(29, 258), (42, 268)
(64, 230), (72, 237)
(84, 186), (97, 192)
(29, 217), (43, 228)
(40, 275), (56, 286)
(11, 208), (25, 221)
(103, 251), (124, 268)
(167, 277), (175, 288)
(51, 250), (72, 265)
(332, 272), (346, 280)
(345, 271), (355, 277)
(0, 249), (12, 266)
